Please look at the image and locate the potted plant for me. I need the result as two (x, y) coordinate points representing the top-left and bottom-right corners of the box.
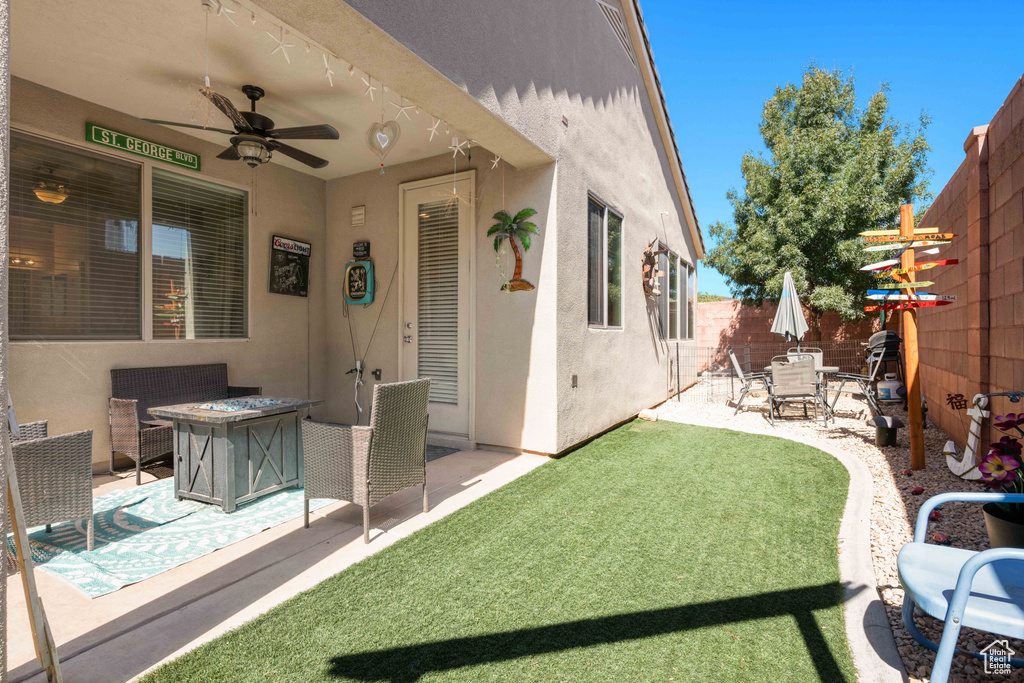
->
(979, 412), (1024, 548)
(488, 208), (538, 292)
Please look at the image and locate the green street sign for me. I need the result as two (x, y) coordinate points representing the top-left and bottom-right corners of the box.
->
(86, 123), (201, 171)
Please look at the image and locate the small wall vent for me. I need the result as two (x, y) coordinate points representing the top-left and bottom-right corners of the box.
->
(596, 0), (638, 68)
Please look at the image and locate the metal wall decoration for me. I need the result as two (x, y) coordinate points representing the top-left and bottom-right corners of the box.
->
(641, 239), (667, 299)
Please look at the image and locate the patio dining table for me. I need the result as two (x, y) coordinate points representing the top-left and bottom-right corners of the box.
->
(149, 397), (322, 513)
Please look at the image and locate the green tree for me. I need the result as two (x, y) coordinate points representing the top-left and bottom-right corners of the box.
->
(705, 66), (931, 338)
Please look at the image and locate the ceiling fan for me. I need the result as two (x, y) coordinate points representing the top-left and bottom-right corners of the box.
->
(144, 85), (339, 169)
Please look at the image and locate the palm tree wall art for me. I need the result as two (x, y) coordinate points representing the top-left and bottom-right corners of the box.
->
(488, 208), (539, 292)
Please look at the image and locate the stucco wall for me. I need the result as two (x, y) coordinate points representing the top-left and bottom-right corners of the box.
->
(324, 153), (559, 454)
(8, 78), (328, 469)
(329, 0), (698, 452)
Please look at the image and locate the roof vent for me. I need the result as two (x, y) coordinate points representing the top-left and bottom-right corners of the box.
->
(596, 0), (638, 68)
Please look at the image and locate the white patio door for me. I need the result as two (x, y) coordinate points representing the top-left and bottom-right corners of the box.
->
(400, 173), (474, 438)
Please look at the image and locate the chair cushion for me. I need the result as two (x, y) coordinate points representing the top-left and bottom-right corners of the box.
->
(898, 542), (1024, 639)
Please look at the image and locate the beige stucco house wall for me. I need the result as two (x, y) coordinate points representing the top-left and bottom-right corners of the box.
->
(315, 0), (702, 452)
(3, 0), (701, 468)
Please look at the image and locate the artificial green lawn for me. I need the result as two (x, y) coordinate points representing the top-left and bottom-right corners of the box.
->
(144, 421), (855, 682)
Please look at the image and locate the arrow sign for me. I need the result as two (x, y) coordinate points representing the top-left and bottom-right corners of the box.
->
(866, 294), (956, 301)
(874, 259), (959, 278)
(865, 300), (954, 311)
(864, 239), (952, 252)
(863, 232), (956, 244)
(860, 248), (943, 271)
(859, 227), (940, 236)
(872, 281), (935, 289)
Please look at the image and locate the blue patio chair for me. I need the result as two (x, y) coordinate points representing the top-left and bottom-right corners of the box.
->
(898, 492), (1024, 682)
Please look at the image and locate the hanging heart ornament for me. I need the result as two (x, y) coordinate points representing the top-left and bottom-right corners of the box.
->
(366, 120), (401, 163)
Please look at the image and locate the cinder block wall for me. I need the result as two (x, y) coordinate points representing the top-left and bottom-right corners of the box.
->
(915, 74), (1024, 446)
(696, 299), (879, 348)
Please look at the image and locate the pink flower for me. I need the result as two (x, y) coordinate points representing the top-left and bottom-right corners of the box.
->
(979, 452), (1021, 484)
(989, 436), (1023, 458)
(994, 413), (1024, 431)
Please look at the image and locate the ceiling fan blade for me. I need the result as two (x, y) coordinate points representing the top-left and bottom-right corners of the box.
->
(202, 89), (252, 132)
(273, 142), (328, 169)
(142, 119), (236, 135)
(269, 124), (340, 140)
(217, 145), (240, 161)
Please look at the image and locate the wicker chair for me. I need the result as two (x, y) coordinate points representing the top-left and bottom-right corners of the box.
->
(109, 363), (261, 485)
(9, 421), (94, 551)
(302, 378), (430, 543)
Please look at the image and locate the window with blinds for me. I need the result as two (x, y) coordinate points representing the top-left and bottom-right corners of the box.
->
(152, 169), (248, 339)
(417, 200), (459, 405)
(10, 132), (142, 340)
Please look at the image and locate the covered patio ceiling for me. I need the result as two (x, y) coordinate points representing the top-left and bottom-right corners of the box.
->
(11, 0), (546, 179)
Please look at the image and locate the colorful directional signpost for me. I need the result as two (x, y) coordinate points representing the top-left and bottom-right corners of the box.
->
(861, 210), (959, 470)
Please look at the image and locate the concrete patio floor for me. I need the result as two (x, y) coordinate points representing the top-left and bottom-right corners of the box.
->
(6, 449), (548, 683)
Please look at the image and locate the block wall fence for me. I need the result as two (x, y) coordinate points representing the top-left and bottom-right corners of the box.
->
(912, 74), (1024, 448)
(696, 298), (879, 348)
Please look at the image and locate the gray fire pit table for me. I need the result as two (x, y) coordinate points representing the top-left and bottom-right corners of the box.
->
(149, 397), (322, 513)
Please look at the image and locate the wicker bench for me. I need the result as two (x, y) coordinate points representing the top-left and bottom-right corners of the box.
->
(109, 363), (260, 485)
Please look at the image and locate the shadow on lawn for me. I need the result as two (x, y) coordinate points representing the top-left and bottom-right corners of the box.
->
(328, 582), (863, 682)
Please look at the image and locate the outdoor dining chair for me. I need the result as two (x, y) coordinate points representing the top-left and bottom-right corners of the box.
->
(826, 349), (886, 416)
(768, 355), (828, 426)
(898, 492), (1024, 682)
(8, 421), (94, 551)
(787, 346), (823, 370)
(728, 346), (770, 415)
(301, 378), (430, 543)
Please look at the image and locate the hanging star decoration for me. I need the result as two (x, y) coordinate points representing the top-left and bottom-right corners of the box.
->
(449, 136), (469, 158)
(390, 97), (416, 121)
(214, 0), (237, 26)
(490, 155), (501, 170)
(361, 76), (377, 101)
(322, 54), (335, 87)
(427, 118), (442, 142)
(265, 26), (295, 64)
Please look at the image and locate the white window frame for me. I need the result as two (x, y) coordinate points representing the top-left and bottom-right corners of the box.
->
(10, 125), (251, 344)
(587, 194), (623, 330)
(658, 250), (696, 342)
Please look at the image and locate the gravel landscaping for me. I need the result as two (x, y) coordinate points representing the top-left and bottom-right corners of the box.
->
(657, 388), (1024, 683)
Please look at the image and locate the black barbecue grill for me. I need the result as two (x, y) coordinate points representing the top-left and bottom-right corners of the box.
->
(866, 330), (903, 384)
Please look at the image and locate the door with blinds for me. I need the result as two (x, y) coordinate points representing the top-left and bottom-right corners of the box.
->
(400, 174), (474, 438)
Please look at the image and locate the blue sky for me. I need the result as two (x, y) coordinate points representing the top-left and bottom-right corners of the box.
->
(642, 0), (1024, 297)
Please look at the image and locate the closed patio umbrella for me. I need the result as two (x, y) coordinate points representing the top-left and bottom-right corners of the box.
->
(770, 270), (809, 346)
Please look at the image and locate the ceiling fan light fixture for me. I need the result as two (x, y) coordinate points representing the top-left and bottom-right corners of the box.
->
(34, 181), (70, 204)
(234, 137), (272, 168)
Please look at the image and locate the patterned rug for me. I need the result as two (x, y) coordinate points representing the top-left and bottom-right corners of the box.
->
(6, 479), (332, 598)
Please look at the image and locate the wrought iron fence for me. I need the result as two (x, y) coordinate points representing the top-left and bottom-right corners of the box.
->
(669, 339), (875, 404)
